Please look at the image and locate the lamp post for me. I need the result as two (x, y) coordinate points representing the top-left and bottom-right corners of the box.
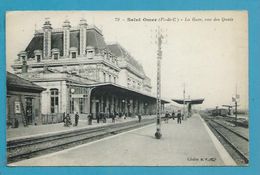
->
(235, 101), (237, 126)
(183, 83), (186, 120)
(122, 99), (125, 115)
(154, 27), (165, 139)
(144, 102), (148, 115)
(127, 101), (131, 117)
(68, 73), (75, 114)
(70, 88), (75, 114)
(68, 77), (71, 114)
(232, 85), (240, 127)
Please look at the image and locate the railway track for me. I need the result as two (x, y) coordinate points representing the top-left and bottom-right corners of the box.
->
(7, 118), (155, 163)
(211, 120), (248, 141)
(207, 119), (249, 165)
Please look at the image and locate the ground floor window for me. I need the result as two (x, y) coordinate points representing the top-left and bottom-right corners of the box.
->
(79, 98), (84, 113)
(50, 89), (59, 113)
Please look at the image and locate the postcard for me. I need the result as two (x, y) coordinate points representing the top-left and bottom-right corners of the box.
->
(5, 11), (248, 167)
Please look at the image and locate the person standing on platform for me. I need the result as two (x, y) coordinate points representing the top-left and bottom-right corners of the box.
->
(97, 112), (100, 124)
(111, 112), (116, 123)
(74, 112), (79, 126)
(172, 111), (175, 120)
(177, 110), (182, 124)
(165, 111), (169, 123)
(138, 114), (142, 123)
(103, 113), (107, 123)
(63, 112), (66, 123)
(64, 113), (72, 127)
(115, 112), (119, 120)
(88, 113), (93, 125)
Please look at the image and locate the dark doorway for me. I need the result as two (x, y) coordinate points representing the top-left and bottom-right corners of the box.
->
(96, 102), (99, 118)
(25, 98), (33, 125)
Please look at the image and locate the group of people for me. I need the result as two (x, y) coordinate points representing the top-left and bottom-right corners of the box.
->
(63, 110), (183, 127)
(87, 112), (126, 125)
(92, 112), (117, 125)
(164, 110), (183, 124)
(92, 112), (132, 125)
(63, 112), (79, 127)
(63, 111), (144, 127)
(63, 112), (120, 127)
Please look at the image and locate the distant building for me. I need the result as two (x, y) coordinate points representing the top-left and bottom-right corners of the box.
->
(6, 72), (45, 128)
(11, 18), (167, 118)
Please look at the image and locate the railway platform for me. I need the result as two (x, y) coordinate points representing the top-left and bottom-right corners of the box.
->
(10, 114), (237, 166)
(7, 115), (155, 141)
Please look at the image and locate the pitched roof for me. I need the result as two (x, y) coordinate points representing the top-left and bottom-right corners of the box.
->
(7, 72), (45, 92)
(87, 28), (107, 49)
(25, 28), (108, 58)
(107, 43), (145, 74)
(25, 35), (43, 58)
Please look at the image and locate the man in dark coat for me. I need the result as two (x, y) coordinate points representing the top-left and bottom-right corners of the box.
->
(74, 112), (79, 126)
(65, 113), (72, 127)
(138, 114), (142, 123)
(97, 112), (100, 124)
(111, 112), (116, 123)
(88, 113), (93, 125)
(165, 111), (169, 123)
(172, 111), (175, 120)
(177, 110), (182, 124)
(63, 112), (66, 123)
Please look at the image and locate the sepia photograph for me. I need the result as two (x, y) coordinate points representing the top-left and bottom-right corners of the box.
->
(5, 11), (248, 166)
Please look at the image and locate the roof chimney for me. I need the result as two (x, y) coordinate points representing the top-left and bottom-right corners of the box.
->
(79, 18), (88, 56)
(63, 19), (71, 57)
(42, 18), (52, 59)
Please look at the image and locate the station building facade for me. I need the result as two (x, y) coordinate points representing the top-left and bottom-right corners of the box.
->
(12, 18), (167, 119)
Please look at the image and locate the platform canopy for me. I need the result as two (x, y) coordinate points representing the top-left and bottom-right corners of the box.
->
(89, 83), (170, 104)
(172, 98), (204, 105)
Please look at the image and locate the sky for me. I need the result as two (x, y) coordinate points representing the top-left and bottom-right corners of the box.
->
(6, 11), (248, 109)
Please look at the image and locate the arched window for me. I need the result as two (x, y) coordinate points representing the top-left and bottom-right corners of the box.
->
(50, 88), (59, 113)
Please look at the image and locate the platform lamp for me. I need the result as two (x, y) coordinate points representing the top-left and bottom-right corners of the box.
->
(127, 101), (131, 117)
(69, 72), (75, 114)
(70, 88), (75, 114)
(144, 102), (148, 115)
(153, 26), (167, 139)
(122, 99), (125, 115)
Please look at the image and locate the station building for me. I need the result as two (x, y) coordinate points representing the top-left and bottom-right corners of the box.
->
(11, 18), (168, 120)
